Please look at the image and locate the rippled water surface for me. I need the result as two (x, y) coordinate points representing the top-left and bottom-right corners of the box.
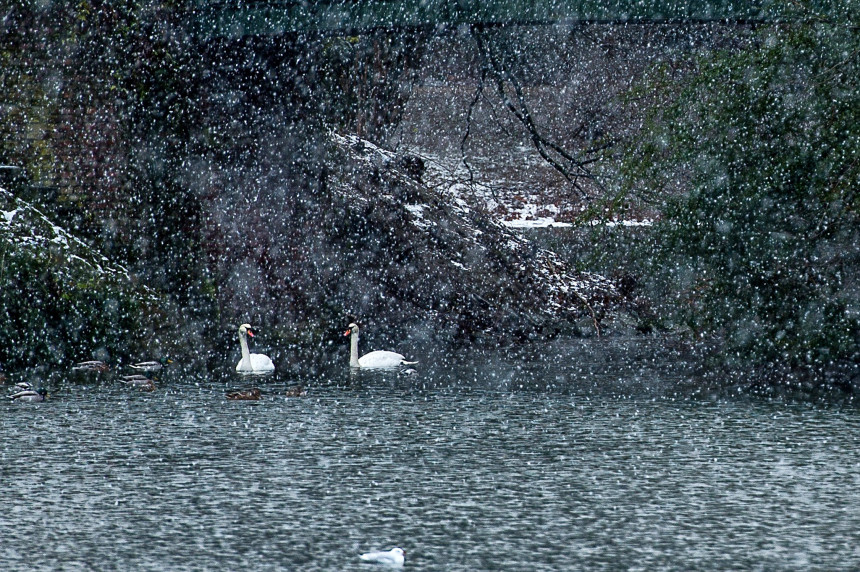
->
(3, 340), (860, 570)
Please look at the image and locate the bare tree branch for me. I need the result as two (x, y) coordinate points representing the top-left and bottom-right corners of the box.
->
(460, 66), (493, 198)
(472, 27), (612, 200)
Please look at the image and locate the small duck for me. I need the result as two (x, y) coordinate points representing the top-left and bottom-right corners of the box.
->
(126, 380), (155, 391)
(285, 385), (307, 398)
(9, 381), (33, 393)
(120, 375), (156, 391)
(72, 360), (109, 373)
(129, 357), (173, 372)
(226, 388), (261, 400)
(9, 388), (48, 402)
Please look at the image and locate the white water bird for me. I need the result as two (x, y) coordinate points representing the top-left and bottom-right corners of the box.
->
(345, 323), (417, 369)
(236, 324), (275, 374)
(359, 547), (405, 567)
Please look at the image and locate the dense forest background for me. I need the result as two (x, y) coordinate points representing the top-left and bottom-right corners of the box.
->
(618, 3), (860, 383)
(1, 0), (857, 386)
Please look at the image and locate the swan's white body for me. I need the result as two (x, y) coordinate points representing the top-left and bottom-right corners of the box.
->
(359, 547), (404, 567)
(345, 323), (416, 369)
(236, 324), (275, 374)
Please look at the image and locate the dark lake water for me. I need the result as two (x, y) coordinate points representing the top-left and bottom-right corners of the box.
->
(3, 339), (860, 570)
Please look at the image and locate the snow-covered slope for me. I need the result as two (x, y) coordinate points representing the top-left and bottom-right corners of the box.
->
(328, 133), (620, 336)
(0, 185), (162, 367)
(0, 186), (151, 292)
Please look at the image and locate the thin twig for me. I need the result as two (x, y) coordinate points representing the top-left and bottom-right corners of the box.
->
(473, 27), (612, 200)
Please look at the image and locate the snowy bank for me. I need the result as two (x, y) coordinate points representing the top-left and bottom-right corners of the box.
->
(325, 133), (622, 337)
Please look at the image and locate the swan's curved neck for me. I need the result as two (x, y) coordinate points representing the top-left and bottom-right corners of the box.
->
(239, 331), (251, 364)
(349, 330), (360, 367)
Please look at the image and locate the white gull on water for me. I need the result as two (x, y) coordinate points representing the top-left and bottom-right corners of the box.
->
(358, 547), (405, 567)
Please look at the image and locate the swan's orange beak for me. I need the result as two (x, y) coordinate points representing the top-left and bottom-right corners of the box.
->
(247, 330), (255, 338)
(344, 328), (352, 337)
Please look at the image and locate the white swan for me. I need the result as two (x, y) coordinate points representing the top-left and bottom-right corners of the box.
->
(345, 323), (417, 369)
(236, 323), (275, 373)
(359, 547), (405, 567)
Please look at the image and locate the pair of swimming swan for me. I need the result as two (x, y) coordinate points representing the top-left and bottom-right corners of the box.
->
(235, 322), (416, 373)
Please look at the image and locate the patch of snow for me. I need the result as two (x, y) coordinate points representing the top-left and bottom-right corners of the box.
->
(405, 204), (425, 217)
(503, 218), (653, 229)
(503, 218), (572, 229)
(607, 219), (653, 228)
(0, 186), (155, 301)
(2, 208), (18, 224)
(591, 219), (654, 228)
(405, 204), (432, 229)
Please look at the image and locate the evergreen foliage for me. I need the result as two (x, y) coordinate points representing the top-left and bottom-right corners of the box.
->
(623, 2), (860, 377)
(0, 189), (161, 368)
